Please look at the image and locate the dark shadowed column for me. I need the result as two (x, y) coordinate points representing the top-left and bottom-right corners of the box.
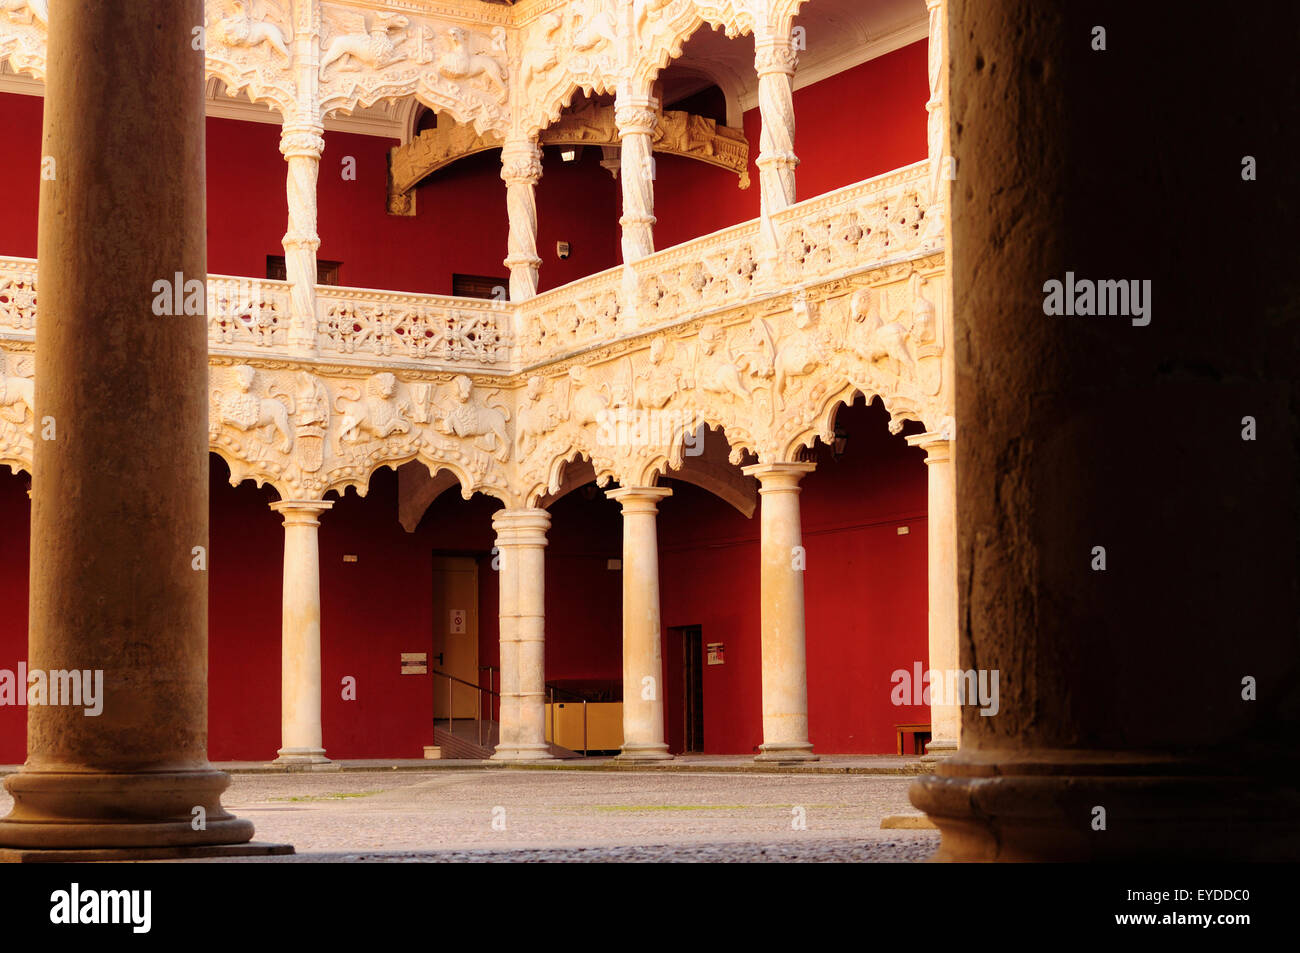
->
(909, 1), (1300, 859)
(0, 0), (255, 850)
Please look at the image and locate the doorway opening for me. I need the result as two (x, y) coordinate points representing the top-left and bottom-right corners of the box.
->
(675, 625), (704, 753)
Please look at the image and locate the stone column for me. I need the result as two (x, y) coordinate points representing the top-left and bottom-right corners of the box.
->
(280, 123), (324, 355)
(906, 430), (959, 757)
(908, 0), (1300, 860)
(269, 500), (336, 769)
(742, 462), (817, 762)
(490, 508), (552, 761)
(501, 137), (544, 302)
(754, 33), (800, 216)
(615, 91), (659, 263)
(607, 487), (672, 761)
(754, 31), (799, 280)
(0, 0), (254, 851)
(919, 0), (949, 251)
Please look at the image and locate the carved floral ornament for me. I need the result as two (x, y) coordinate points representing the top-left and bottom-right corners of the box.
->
(0, 249), (948, 507)
(3, 1), (811, 134)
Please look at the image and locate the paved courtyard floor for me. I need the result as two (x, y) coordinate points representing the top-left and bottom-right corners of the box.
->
(0, 767), (941, 862)
(214, 768), (938, 862)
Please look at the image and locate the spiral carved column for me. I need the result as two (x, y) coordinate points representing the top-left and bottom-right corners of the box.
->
(281, 124), (324, 356)
(501, 138), (544, 302)
(755, 35), (799, 216)
(615, 95), (659, 263)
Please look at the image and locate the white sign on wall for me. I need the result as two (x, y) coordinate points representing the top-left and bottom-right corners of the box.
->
(449, 609), (466, 635)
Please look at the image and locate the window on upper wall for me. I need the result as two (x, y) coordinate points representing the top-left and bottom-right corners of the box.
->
(452, 273), (508, 301)
(266, 255), (343, 286)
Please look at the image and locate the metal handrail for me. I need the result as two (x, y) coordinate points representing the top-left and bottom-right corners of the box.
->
(431, 669), (500, 749)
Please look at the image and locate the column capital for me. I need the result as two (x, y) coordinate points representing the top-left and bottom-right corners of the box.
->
(500, 139), (543, 185)
(905, 430), (953, 463)
(492, 507), (551, 545)
(754, 37), (799, 77)
(270, 499), (333, 524)
(279, 124), (325, 159)
(615, 100), (660, 137)
(742, 461), (815, 489)
(606, 485), (672, 513)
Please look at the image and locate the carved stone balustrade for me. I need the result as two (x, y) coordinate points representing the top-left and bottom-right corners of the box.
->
(0, 152), (947, 510)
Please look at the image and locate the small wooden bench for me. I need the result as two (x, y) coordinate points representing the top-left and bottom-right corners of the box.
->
(895, 723), (932, 756)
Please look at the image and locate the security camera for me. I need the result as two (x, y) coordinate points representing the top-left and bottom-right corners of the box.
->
(556, 241), (571, 260)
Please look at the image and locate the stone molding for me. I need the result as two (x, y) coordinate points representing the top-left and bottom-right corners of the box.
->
(0, 157), (948, 508)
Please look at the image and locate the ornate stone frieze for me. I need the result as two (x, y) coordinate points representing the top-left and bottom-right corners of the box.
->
(0, 141), (948, 513)
(205, 0), (298, 116)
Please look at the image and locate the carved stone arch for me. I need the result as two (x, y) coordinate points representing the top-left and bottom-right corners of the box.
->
(204, 64), (296, 119)
(533, 455), (598, 509)
(321, 451), (512, 508)
(209, 444), (293, 499)
(764, 0), (810, 36)
(640, 422), (758, 517)
(780, 381), (930, 463)
(522, 76), (618, 141)
(631, 8), (757, 96)
(657, 60), (747, 128)
(0, 457), (31, 480)
(526, 446), (613, 509)
(322, 84), (509, 141)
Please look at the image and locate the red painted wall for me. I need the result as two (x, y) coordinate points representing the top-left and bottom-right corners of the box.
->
(653, 40), (928, 251)
(204, 119), (620, 296)
(0, 46), (931, 761)
(0, 41), (925, 283)
(658, 399), (930, 755)
(0, 469), (30, 764)
(0, 93), (41, 260)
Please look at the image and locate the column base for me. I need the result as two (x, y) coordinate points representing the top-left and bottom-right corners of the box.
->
(616, 744), (673, 762)
(271, 748), (339, 771)
(909, 749), (1300, 862)
(919, 738), (959, 762)
(490, 744), (554, 762)
(1, 842), (294, 863)
(755, 743), (818, 763)
(0, 769), (255, 850)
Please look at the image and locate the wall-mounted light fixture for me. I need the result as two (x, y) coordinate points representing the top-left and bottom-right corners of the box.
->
(832, 425), (849, 461)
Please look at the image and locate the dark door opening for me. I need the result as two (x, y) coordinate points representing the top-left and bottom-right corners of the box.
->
(680, 625), (704, 753)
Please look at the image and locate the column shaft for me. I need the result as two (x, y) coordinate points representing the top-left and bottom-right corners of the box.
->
(907, 433), (959, 757)
(281, 126), (323, 355)
(270, 500), (335, 769)
(608, 487), (672, 761)
(501, 138), (543, 302)
(0, 0), (253, 849)
(909, 0), (1300, 861)
(615, 95), (659, 263)
(490, 509), (551, 761)
(754, 36), (799, 216)
(743, 463), (817, 762)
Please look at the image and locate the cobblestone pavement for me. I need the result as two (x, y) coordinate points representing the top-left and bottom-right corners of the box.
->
(0, 768), (941, 861)
(213, 768), (939, 861)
